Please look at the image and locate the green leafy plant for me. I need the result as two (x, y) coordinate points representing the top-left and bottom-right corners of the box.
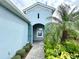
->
(44, 3), (79, 59)
(16, 49), (26, 57)
(63, 40), (79, 53)
(48, 3), (79, 42)
(11, 43), (32, 59)
(23, 43), (32, 52)
(44, 23), (62, 46)
(44, 24), (79, 59)
(12, 55), (21, 59)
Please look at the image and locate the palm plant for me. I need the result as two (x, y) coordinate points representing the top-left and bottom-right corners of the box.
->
(48, 3), (79, 42)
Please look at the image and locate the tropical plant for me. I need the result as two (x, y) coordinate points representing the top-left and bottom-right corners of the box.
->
(44, 23), (62, 47)
(63, 39), (79, 53)
(44, 37), (79, 59)
(48, 3), (79, 42)
(44, 3), (79, 59)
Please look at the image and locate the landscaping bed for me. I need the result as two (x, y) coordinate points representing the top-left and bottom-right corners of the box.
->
(44, 39), (79, 59)
(44, 3), (79, 59)
(11, 43), (32, 59)
(44, 23), (79, 59)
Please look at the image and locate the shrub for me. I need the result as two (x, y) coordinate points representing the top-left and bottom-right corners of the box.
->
(63, 40), (79, 53)
(44, 38), (79, 59)
(23, 45), (30, 52)
(16, 49), (26, 57)
(70, 53), (79, 59)
(60, 51), (71, 59)
(45, 44), (66, 58)
(45, 49), (54, 57)
(23, 43), (32, 52)
(44, 23), (62, 56)
(12, 43), (32, 59)
(26, 43), (32, 48)
(67, 29), (78, 39)
(44, 23), (79, 59)
(12, 55), (21, 59)
(47, 56), (56, 59)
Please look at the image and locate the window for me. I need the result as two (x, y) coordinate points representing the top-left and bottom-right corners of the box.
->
(37, 13), (40, 19)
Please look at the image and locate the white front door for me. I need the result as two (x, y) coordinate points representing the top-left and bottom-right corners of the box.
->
(36, 28), (44, 40)
(37, 28), (43, 37)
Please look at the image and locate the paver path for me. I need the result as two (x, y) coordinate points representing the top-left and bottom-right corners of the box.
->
(25, 41), (44, 59)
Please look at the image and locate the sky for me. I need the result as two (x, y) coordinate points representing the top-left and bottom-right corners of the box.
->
(10, 0), (79, 10)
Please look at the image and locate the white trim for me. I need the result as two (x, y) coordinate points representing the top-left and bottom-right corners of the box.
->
(23, 2), (55, 12)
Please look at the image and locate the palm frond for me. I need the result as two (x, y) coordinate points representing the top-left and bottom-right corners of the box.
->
(69, 6), (77, 15)
(53, 17), (62, 23)
(72, 11), (79, 17)
(69, 11), (79, 21)
(57, 4), (70, 21)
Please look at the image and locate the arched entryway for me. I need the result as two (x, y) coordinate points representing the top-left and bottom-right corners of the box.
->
(33, 23), (44, 42)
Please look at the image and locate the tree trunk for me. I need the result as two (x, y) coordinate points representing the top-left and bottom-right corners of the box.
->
(61, 30), (68, 42)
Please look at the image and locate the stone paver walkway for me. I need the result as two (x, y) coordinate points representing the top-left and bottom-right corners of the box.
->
(25, 41), (44, 59)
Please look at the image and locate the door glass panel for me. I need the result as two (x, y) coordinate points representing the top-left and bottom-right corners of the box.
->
(37, 28), (43, 37)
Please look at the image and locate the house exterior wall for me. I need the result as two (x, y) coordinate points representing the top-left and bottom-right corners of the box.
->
(25, 5), (53, 25)
(25, 5), (53, 41)
(0, 6), (29, 59)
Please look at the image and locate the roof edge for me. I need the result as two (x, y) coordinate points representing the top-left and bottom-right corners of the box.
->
(0, 0), (30, 23)
(23, 2), (55, 12)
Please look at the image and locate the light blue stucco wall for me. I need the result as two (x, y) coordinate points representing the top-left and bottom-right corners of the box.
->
(25, 5), (54, 42)
(0, 6), (29, 59)
(26, 5), (53, 25)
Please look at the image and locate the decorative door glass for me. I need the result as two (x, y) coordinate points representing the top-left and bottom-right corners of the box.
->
(37, 28), (43, 37)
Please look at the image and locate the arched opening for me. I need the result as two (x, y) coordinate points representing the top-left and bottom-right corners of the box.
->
(33, 23), (44, 42)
